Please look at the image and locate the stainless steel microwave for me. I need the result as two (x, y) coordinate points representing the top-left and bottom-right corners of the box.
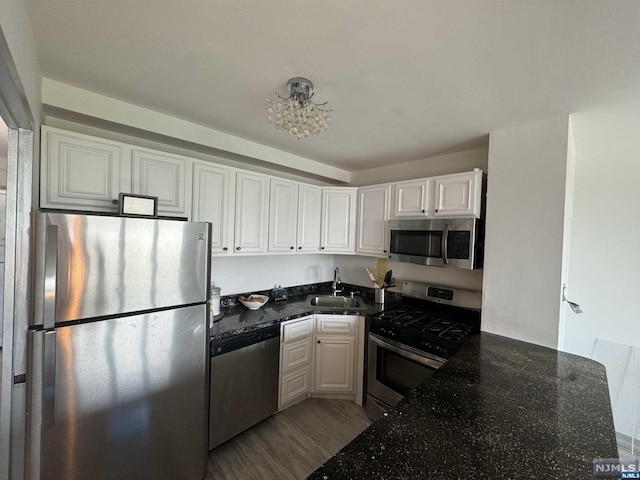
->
(388, 218), (483, 270)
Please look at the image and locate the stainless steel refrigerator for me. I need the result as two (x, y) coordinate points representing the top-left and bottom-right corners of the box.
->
(26, 212), (211, 480)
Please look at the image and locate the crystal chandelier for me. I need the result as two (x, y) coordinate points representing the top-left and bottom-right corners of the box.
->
(266, 77), (331, 139)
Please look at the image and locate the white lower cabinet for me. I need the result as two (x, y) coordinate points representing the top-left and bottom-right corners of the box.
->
(278, 314), (364, 411)
(278, 316), (314, 410)
(313, 335), (355, 393)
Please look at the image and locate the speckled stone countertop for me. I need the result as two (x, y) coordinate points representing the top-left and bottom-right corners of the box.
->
(210, 286), (392, 341)
(308, 332), (618, 480)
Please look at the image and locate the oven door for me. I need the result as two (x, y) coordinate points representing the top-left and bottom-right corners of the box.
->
(367, 334), (443, 411)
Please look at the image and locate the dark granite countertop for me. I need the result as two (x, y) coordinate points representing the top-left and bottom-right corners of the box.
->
(210, 289), (390, 341)
(308, 332), (618, 480)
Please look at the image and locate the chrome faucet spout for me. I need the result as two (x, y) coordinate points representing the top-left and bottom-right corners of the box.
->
(332, 267), (343, 296)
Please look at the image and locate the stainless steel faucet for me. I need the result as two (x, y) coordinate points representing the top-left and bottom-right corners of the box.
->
(332, 267), (343, 296)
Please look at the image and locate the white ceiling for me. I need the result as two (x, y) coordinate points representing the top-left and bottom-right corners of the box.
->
(26, 0), (640, 171)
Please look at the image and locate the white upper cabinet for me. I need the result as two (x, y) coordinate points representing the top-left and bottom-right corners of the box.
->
(191, 161), (235, 254)
(40, 127), (131, 212)
(433, 170), (483, 218)
(268, 178), (298, 252)
(321, 187), (357, 253)
(268, 180), (321, 253)
(356, 184), (391, 256)
(234, 171), (269, 253)
(392, 179), (432, 218)
(41, 127), (192, 218)
(131, 148), (191, 218)
(296, 184), (321, 253)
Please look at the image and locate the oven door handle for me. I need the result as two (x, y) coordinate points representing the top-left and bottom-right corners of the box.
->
(369, 334), (444, 369)
(441, 223), (450, 265)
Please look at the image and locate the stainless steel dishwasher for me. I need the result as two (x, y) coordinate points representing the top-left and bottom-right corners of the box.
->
(209, 325), (280, 450)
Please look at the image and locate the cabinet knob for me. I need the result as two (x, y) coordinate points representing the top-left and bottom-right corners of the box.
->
(435, 209), (438, 213)
(321, 247), (325, 250)
(236, 247), (241, 251)
(290, 246), (294, 250)
(223, 247), (228, 251)
(298, 246), (302, 250)
(317, 340), (321, 344)
(421, 209), (425, 213)
(383, 250), (387, 253)
(112, 199), (119, 205)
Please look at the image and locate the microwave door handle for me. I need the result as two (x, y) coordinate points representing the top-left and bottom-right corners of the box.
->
(441, 223), (450, 265)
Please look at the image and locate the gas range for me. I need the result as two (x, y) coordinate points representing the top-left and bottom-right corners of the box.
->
(366, 281), (482, 421)
(369, 282), (481, 361)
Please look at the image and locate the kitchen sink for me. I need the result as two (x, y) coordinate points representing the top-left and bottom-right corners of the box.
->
(305, 294), (368, 310)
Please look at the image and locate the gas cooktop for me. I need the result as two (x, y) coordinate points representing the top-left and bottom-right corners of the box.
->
(369, 283), (481, 360)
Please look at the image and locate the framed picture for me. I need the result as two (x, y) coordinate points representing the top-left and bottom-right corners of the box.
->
(118, 193), (158, 218)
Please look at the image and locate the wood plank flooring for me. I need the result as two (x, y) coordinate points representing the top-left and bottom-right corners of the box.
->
(206, 398), (372, 480)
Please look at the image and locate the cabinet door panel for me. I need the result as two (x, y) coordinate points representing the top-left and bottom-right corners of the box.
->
(279, 367), (311, 407)
(357, 185), (390, 256)
(131, 149), (190, 217)
(281, 337), (313, 374)
(393, 180), (430, 218)
(41, 128), (130, 212)
(316, 315), (357, 335)
(433, 170), (482, 218)
(297, 184), (321, 252)
(269, 178), (297, 252)
(321, 188), (357, 253)
(313, 336), (355, 393)
(282, 316), (314, 343)
(235, 172), (269, 253)
(192, 162), (234, 254)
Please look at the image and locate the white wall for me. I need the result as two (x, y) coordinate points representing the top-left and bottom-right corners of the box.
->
(349, 147), (488, 187)
(0, 0), (42, 122)
(482, 116), (570, 349)
(561, 101), (640, 357)
(211, 254), (335, 296)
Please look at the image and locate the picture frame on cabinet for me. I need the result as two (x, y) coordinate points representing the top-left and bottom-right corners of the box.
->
(117, 193), (158, 218)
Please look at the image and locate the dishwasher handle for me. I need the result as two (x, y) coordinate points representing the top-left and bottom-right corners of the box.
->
(211, 325), (279, 357)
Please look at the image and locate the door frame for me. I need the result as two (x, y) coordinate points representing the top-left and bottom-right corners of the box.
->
(0, 25), (36, 480)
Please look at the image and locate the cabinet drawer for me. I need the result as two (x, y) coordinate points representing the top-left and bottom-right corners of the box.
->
(281, 337), (313, 374)
(282, 316), (314, 343)
(279, 367), (311, 406)
(316, 315), (358, 335)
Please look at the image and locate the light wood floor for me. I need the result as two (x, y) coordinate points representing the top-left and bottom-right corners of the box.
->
(206, 398), (372, 480)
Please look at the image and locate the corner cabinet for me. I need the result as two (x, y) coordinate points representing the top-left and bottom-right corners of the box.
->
(40, 127), (131, 213)
(279, 316), (314, 410)
(320, 187), (357, 253)
(191, 161), (235, 254)
(356, 184), (391, 257)
(234, 171), (269, 254)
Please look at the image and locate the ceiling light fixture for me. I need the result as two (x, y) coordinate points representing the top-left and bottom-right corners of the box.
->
(266, 77), (331, 139)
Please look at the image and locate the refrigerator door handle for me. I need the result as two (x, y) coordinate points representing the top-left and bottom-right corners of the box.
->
(42, 330), (57, 427)
(43, 224), (58, 330)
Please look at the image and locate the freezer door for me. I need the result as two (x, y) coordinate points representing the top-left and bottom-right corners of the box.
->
(27, 304), (208, 480)
(32, 212), (211, 324)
